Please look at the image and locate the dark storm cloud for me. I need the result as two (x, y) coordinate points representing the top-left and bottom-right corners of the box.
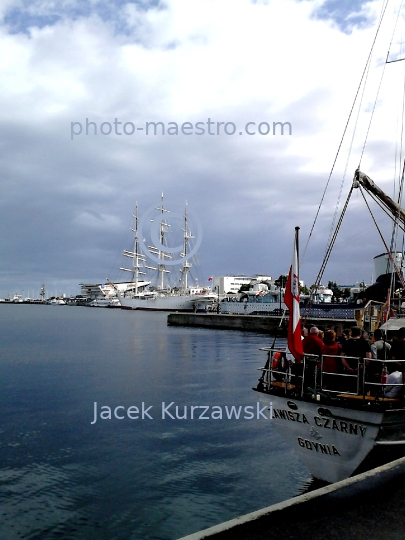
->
(0, 0), (396, 298)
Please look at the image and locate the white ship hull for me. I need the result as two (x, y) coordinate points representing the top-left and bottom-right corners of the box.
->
(120, 293), (216, 312)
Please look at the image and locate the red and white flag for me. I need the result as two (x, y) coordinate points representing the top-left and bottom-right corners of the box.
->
(208, 277), (213, 282)
(284, 228), (304, 363)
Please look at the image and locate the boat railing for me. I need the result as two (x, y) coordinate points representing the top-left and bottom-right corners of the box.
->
(319, 355), (405, 400)
(257, 348), (405, 402)
(318, 354), (366, 397)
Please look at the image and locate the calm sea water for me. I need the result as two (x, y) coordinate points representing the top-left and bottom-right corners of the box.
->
(0, 305), (311, 540)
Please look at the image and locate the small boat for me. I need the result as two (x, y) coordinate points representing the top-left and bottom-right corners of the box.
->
(254, 233), (405, 483)
(254, 8), (405, 483)
(48, 298), (66, 305)
(89, 297), (121, 308)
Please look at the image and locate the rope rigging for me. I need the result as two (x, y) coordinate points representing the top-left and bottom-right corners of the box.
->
(306, 0), (405, 309)
(302, 0), (390, 261)
(387, 4), (405, 297)
(302, 186), (354, 322)
(358, 185), (405, 288)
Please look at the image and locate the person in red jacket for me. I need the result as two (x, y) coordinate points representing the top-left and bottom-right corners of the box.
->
(302, 327), (323, 389)
(321, 329), (342, 389)
(303, 326), (323, 356)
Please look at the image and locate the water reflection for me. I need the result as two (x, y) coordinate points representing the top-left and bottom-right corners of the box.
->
(0, 306), (309, 539)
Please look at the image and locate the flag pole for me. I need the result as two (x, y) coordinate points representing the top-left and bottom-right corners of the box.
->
(295, 226), (300, 299)
(256, 227), (302, 391)
(285, 227), (304, 363)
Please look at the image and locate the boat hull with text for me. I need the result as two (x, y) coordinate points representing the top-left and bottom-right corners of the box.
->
(254, 348), (405, 483)
(257, 391), (405, 483)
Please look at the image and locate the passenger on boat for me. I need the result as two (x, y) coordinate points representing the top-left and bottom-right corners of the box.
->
(320, 330), (342, 389)
(341, 326), (371, 366)
(371, 329), (391, 360)
(389, 326), (405, 372)
(335, 325), (346, 345)
(384, 370), (404, 398)
(303, 326), (323, 355)
(302, 327), (323, 386)
(343, 328), (351, 340)
(340, 327), (371, 391)
(365, 328), (391, 387)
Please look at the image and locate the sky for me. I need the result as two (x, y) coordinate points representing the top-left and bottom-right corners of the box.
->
(1, 0), (405, 298)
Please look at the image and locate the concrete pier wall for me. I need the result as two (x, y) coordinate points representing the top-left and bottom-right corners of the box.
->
(177, 455), (405, 540)
(167, 313), (355, 334)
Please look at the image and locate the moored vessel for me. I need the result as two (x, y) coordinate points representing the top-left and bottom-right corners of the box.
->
(254, 6), (405, 483)
(253, 187), (405, 481)
(119, 197), (216, 312)
(254, 225), (405, 482)
(255, 345), (405, 482)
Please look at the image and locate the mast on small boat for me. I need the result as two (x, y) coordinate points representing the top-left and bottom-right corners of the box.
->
(253, 2), (405, 486)
(354, 170), (405, 229)
(353, 170), (405, 293)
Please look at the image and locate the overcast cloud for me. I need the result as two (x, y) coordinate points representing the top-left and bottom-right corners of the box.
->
(0, 0), (404, 298)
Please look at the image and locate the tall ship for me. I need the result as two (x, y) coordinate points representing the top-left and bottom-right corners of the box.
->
(253, 6), (405, 484)
(119, 197), (216, 312)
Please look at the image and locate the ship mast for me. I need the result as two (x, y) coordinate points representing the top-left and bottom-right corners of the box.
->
(180, 203), (194, 290)
(146, 193), (171, 290)
(120, 203), (147, 294)
(40, 284), (45, 303)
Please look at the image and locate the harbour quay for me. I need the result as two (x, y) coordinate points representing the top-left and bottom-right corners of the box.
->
(167, 313), (356, 333)
(177, 455), (405, 540)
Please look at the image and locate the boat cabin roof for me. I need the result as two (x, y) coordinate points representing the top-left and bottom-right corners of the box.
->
(379, 318), (405, 332)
